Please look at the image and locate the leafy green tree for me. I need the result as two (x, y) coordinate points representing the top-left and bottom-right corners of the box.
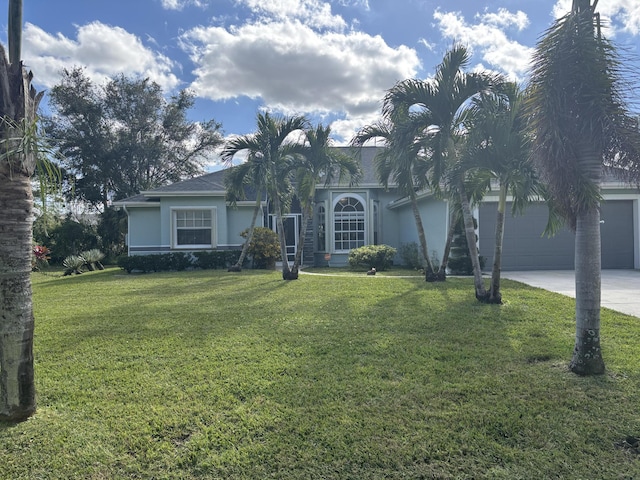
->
(0, 0), (42, 421)
(383, 45), (500, 296)
(526, 0), (640, 374)
(97, 207), (127, 261)
(222, 113), (308, 279)
(45, 214), (99, 264)
(463, 83), (538, 303)
(45, 68), (224, 210)
(292, 124), (361, 273)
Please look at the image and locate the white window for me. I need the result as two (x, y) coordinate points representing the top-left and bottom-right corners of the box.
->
(172, 208), (216, 249)
(333, 196), (365, 252)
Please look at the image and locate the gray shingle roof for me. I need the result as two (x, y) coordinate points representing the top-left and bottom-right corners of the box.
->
(113, 146), (387, 207)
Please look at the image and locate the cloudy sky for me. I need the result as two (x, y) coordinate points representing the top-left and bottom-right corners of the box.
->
(8, 0), (640, 156)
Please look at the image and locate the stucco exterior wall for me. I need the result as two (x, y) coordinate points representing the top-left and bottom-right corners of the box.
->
(393, 197), (449, 265)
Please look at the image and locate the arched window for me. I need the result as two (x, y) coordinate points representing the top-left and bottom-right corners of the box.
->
(333, 196), (365, 251)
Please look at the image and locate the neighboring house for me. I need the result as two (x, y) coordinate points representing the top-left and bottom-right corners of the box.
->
(114, 147), (640, 270)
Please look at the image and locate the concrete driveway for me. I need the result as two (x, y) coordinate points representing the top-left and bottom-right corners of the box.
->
(502, 270), (640, 318)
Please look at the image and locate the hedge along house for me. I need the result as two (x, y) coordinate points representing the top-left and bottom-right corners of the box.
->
(114, 147), (640, 271)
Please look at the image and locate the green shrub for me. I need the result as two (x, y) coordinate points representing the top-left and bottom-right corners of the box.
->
(193, 251), (244, 269)
(167, 252), (193, 271)
(117, 250), (244, 273)
(448, 217), (486, 275)
(398, 242), (423, 270)
(347, 244), (397, 271)
(241, 227), (280, 269)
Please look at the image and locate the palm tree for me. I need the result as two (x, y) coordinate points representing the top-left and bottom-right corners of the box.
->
(526, 0), (640, 375)
(463, 83), (538, 303)
(352, 117), (440, 280)
(0, 0), (43, 421)
(222, 154), (268, 272)
(383, 45), (500, 298)
(291, 124), (361, 274)
(221, 112), (308, 279)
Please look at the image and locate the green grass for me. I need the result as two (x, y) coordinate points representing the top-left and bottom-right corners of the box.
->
(2, 268), (639, 479)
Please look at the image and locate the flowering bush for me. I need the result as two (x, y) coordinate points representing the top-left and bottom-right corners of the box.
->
(32, 245), (51, 271)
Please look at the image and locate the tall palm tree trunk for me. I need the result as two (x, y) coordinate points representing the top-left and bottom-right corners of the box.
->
(570, 143), (605, 374)
(408, 190), (437, 281)
(437, 207), (457, 279)
(0, 170), (36, 421)
(457, 178), (487, 300)
(229, 189), (262, 272)
(570, 204), (604, 374)
(292, 199), (312, 272)
(270, 188), (294, 280)
(488, 183), (507, 304)
(0, 0), (40, 421)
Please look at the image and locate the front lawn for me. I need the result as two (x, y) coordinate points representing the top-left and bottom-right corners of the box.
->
(2, 268), (639, 479)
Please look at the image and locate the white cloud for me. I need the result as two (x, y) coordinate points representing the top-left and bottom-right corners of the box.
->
(237, 0), (347, 30)
(180, 19), (418, 128)
(478, 8), (529, 31)
(433, 9), (534, 81)
(552, 0), (640, 36)
(160, 0), (206, 11)
(22, 22), (181, 91)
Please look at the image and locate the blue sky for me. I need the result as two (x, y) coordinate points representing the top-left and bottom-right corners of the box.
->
(7, 0), (640, 165)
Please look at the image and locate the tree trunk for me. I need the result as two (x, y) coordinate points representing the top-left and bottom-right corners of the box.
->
(229, 188), (262, 272)
(488, 183), (507, 304)
(271, 190), (294, 280)
(0, 9), (42, 419)
(457, 178), (487, 300)
(292, 198), (312, 272)
(570, 204), (605, 374)
(437, 206), (457, 280)
(0, 171), (36, 421)
(409, 190), (437, 282)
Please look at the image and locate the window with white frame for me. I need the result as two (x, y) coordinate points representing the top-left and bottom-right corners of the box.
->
(172, 208), (215, 248)
(333, 196), (365, 251)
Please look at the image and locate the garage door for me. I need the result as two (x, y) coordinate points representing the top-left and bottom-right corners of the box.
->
(478, 200), (635, 271)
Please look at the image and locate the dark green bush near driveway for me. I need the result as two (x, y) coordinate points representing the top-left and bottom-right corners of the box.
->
(348, 244), (397, 271)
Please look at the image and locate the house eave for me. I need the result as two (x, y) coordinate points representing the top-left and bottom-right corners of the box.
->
(140, 190), (227, 197)
(386, 189), (436, 210)
(112, 201), (159, 208)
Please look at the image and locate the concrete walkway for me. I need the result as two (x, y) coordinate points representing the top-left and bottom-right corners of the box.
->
(502, 270), (640, 318)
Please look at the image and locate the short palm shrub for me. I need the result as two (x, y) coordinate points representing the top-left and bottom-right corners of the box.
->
(81, 249), (105, 271)
(348, 244), (397, 271)
(241, 227), (280, 269)
(62, 255), (85, 275)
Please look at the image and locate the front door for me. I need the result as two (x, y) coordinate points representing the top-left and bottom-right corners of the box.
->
(270, 214), (300, 263)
